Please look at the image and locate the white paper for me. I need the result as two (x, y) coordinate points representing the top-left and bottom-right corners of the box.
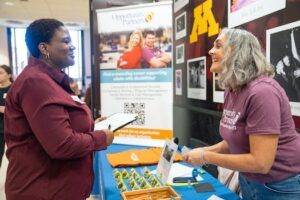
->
(207, 194), (225, 200)
(113, 137), (165, 147)
(181, 145), (189, 154)
(94, 113), (137, 132)
(167, 163), (203, 184)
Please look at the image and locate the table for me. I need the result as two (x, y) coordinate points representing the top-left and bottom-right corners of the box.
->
(92, 144), (240, 200)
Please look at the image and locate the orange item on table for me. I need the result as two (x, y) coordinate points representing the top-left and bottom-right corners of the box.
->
(106, 147), (183, 168)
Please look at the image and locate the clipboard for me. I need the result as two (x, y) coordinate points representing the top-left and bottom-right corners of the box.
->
(94, 113), (138, 132)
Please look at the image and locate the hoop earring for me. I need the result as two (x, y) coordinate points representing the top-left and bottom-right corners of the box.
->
(44, 52), (50, 60)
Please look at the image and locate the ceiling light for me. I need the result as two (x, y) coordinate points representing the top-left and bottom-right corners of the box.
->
(65, 22), (80, 27)
(5, 20), (23, 25)
(4, 2), (14, 6)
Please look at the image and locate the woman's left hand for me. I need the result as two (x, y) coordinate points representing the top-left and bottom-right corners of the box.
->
(119, 61), (128, 66)
(294, 69), (300, 78)
(0, 106), (5, 113)
(183, 148), (206, 166)
(95, 116), (107, 123)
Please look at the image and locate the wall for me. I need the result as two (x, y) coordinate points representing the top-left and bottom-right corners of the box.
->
(0, 26), (9, 65)
(83, 28), (92, 86)
(173, 0), (300, 147)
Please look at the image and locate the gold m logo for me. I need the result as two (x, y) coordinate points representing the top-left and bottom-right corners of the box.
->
(190, 0), (220, 43)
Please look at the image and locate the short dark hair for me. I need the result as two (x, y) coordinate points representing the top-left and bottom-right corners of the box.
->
(143, 30), (156, 38)
(25, 18), (64, 58)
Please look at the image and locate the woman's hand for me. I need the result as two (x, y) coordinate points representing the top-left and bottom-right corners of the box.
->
(294, 69), (300, 78)
(103, 129), (114, 146)
(95, 116), (107, 123)
(183, 148), (207, 166)
(119, 61), (128, 66)
(276, 61), (286, 75)
(94, 116), (114, 145)
(0, 106), (5, 113)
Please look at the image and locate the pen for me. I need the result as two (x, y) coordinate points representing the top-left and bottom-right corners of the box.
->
(108, 124), (111, 131)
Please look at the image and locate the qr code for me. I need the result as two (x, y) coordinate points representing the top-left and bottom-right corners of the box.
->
(124, 102), (145, 125)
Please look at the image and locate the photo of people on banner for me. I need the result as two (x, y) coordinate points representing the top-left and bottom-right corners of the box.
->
(99, 29), (172, 70)
(97, 2), (173, 143)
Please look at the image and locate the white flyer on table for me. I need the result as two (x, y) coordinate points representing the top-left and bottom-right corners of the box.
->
(156, 139), (178, 184)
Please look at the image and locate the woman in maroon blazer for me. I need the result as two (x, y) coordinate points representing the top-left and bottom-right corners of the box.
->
(4, 18), (114, 200)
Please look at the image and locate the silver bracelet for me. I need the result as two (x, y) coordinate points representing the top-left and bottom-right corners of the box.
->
(200, 150), (208, 166)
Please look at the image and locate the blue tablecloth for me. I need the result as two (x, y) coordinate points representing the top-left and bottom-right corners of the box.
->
(92, 144), (240, 200)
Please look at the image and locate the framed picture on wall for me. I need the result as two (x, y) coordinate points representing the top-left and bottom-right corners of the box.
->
(228, 0), (286, 28)
(187, 57), (207, 100)
(176, 43), (185, 64)
(266, 20), (300, 116)
(174, 0), (189, 13)
(175, 69), (182, 95)
(213, 73), (224, 103)
(175, 12), (186, 40)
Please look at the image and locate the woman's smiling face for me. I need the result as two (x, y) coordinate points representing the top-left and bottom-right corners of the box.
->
(46, 26), (76, 69)
(209, 33), (226, 73)
(131, 33), (141, 47)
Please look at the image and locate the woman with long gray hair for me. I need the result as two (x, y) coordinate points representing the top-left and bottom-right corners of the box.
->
(183, 28), (300, 200)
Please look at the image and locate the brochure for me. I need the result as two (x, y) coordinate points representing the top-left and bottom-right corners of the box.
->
(94, 113), (138, 132)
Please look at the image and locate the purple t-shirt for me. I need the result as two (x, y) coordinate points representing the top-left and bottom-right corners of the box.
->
(220, 76), (300, 183)
(141, 47), (162, 68)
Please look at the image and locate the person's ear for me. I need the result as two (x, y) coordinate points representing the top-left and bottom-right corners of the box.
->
(38, 43), (49, 55)
(8, 73), (12, 80)
(38, 43), (50, 59)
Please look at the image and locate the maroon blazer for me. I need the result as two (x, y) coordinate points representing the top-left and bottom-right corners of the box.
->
(4, 57), (107, 200)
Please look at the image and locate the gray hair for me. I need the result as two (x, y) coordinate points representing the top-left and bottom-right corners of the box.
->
(218, 28), (274, 90)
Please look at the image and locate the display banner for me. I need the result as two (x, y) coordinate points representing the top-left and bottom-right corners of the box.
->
(97, 2), (173, 145)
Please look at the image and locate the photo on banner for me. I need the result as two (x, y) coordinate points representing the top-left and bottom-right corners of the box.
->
(96, 2), (173, 144)
(187, 57), (207, 100)
(227, 0), (286, 28)
(266, 20), (300, 116)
